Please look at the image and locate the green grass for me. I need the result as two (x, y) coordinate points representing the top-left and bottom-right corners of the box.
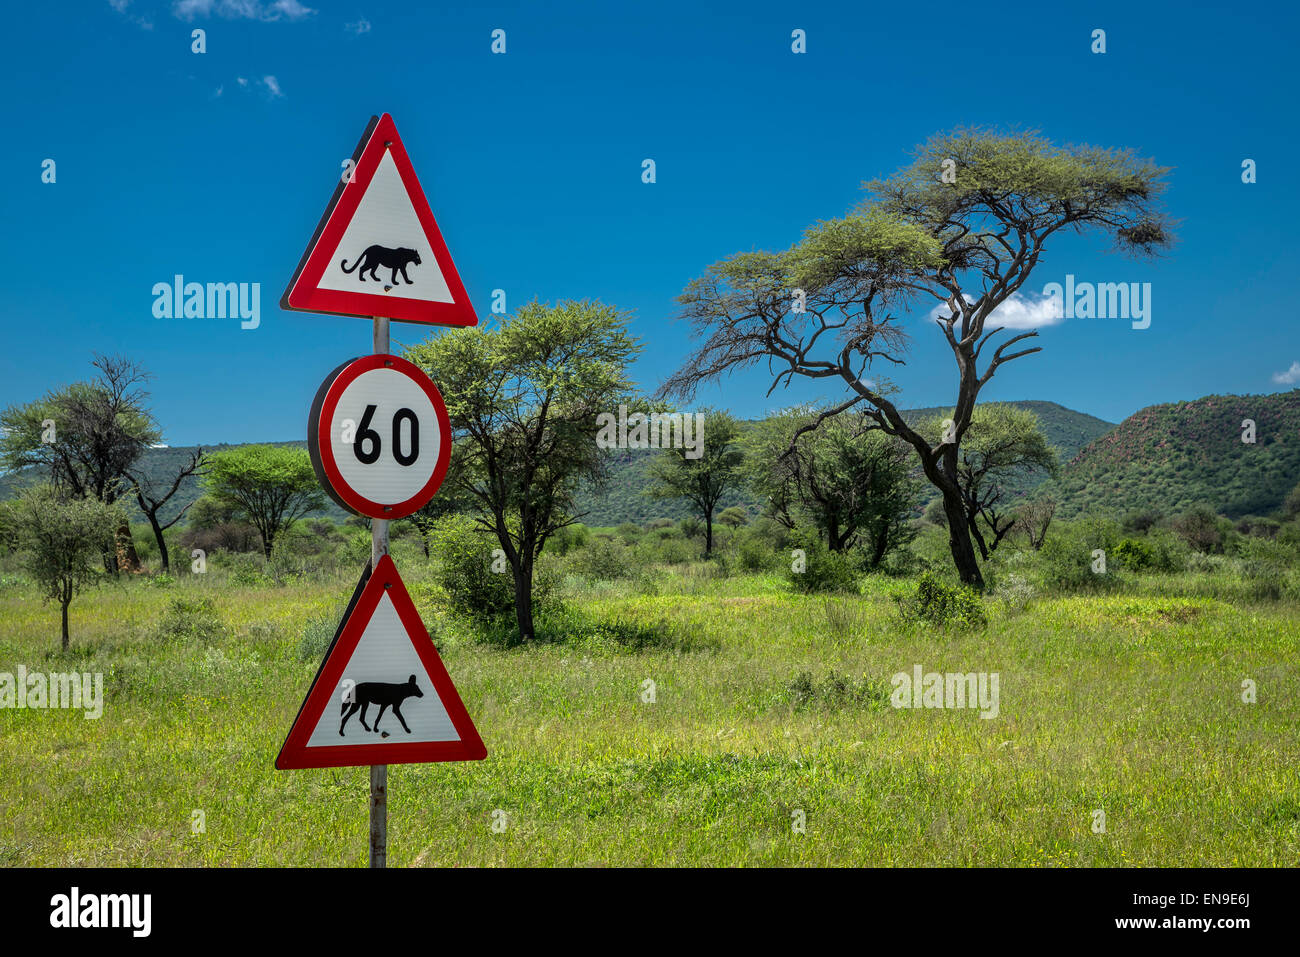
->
(2, 551), (1298, 866)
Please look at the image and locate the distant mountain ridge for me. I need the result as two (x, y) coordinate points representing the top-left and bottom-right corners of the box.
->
(1040, 391), (1300, 519)
(0, 400), (1120, 528)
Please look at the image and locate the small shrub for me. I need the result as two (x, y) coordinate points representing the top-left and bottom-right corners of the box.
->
(782, 669), (891, 710)
(570, 537), (635, 581)
(1034, 520), (1124, 593)
(550, 524), (590, 555)
(297, 612), (339, 661)
(785, 530), (859, 594)
(735, 532), (776, 572)
(428, 515), (515, 620)
(157, 597), (224, 644)
(1172, 506), (1227, 554)
(1114, 537), (1156, 571)
(990, 572), (1036, 612)
(147, 573), (176, 588)
(896, 572), (986, 628)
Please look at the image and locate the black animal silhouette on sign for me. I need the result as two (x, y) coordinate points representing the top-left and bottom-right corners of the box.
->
(339, 675), (424, 736)
(340, 245), (422, 285)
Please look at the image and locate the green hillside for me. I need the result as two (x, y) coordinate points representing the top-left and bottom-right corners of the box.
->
(901, 400), (1114, 466)
(574, 400), (1114, 525)
(1042, 391), (1300, 519)
(0, 400), (1113, 527)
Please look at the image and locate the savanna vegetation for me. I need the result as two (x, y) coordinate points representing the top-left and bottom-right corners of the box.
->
(2, 129), (1297, 867)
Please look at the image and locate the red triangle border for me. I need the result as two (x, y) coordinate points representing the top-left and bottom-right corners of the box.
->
(281, 113), (479, 327)
(276, 554), (487, 769)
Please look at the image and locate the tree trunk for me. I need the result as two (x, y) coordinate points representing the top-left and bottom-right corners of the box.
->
(704, 512), (714, 556)
(61, 595), (70, 651)
(943, 491), (984, 590)
(512, 560), (535, 642)
(262, 533), (274, 560)
(870, 528), (889, 569)
(147, 512), (170, 572)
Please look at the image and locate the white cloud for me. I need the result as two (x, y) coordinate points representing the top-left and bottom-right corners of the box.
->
(107, 0), (154, 29)
(173, 0), (315, 21)
(261, 75), (283, 97)
(345, 18), (371, 34)
(212, 84), (224, 97)
(236, 76), (249, 86)
(1272, 362), (1300, 386)
(927, 291), (1064, 330)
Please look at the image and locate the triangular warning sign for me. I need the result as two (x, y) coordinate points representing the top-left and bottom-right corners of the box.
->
(276, 555), (486, 769)
(281, 113), (478, 327)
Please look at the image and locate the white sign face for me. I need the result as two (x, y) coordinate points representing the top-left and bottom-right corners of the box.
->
(275, 554), (487, 769)
(310, 354), (451, 519)
(334, 368), (439, 503)
(306, 593), (459, 749)
(315, 150), (455, 304)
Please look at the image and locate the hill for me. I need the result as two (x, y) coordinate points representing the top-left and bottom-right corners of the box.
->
(1042, 391), (1300, 519)
(0, 400), (1115, 528)
(573, 400), (1114, 526)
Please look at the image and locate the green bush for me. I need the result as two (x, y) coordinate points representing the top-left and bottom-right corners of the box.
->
(1114, 537), (1156, 570)
(896, 572), (986, 628)
(550, 524), (590, 555)
(784, 530), (859, 594)
(734, 531), (776, 572)
(570, 536), (635, 580)
(220, 552), (271, 586)
(428, 515), (516, 620)
(157, 597), (224, 644)
(297, 610), (340, 661)
(634, 534), (696, 566)
(1034, 518), (1124, 592)
(782, 669), (891, 710)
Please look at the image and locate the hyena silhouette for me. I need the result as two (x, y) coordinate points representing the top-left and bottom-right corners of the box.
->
(339, 675), (424, 736)
(339, 245), (422, 285)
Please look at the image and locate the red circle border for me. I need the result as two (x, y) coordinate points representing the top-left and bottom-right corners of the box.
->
(313, 354), (451, 519)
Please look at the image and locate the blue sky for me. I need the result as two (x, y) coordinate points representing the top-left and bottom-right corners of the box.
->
(2, 0), (1298, 445)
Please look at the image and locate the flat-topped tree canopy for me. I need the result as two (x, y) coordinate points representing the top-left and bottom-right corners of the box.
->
(661, 127), (1175, 588)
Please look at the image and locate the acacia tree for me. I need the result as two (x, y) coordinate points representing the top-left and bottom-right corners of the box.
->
(12, 485), (121, 650)
(1016, 497), (1057, 550)
(0, 355), (160, 572)
(406, 300), (640, 642)
(745, 405), (918, 564)
(661, 128), (1173, 588)
(129, 448), (207, 572)
(203, 445), (324, 559)
(917, 404), (1058, 559)
(645, 409), (743, 556)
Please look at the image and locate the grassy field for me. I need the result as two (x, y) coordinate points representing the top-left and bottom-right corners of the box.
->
(2, 545), (1299, 867)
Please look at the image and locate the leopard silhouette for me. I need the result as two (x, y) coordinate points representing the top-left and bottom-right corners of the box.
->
(339, 674), (424, 736)
(339, 245), (422, 285)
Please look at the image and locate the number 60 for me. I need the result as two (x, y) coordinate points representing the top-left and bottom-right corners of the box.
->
(353, 403), (419, 466)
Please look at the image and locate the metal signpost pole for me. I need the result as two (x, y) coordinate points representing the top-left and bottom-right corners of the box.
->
(369, 315), (390, 869)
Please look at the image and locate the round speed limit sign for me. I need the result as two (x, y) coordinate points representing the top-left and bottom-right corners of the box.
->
(307, 354), (451, 519)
